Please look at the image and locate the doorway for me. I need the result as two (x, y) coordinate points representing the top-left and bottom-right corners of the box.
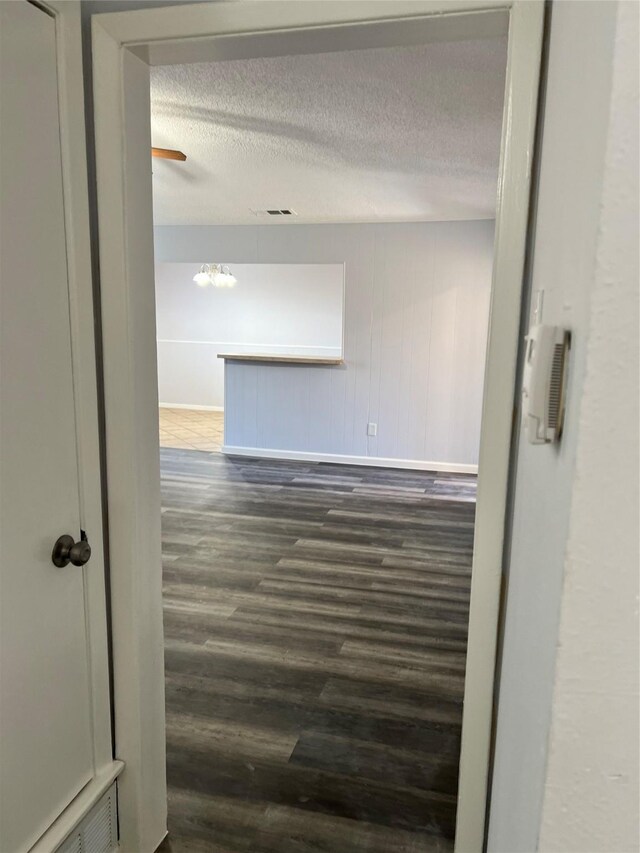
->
(91, 4), (544, 850)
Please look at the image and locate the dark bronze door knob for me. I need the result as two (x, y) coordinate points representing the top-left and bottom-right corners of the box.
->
(52, 534), (91, 568)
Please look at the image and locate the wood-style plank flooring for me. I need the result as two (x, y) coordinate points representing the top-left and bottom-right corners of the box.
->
(159, 449), (476, 853)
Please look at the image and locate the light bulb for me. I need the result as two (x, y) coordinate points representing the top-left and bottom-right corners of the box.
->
(202, 263), (238, 287)
(217, 265), (237, 287)
(193, 264), (211, 287)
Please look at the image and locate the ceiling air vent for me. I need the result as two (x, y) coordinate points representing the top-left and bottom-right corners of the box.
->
(250, 209), (297, 217)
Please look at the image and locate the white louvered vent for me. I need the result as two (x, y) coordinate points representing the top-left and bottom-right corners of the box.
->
(59, 832), (82, 853)
(250, 208), (297, 217)
(57, 786), (118, 853)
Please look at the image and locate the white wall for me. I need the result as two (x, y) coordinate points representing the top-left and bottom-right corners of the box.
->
(154, 220), (494, 468)
(489, 2), (639, 850)
(155, 262), (344, 407)
(539, 2), (639, 848)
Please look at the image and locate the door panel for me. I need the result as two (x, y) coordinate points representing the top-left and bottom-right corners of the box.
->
(0, 3), (94, 850)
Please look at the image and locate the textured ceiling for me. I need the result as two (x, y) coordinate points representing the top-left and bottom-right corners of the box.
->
(150, 37), (507, 226)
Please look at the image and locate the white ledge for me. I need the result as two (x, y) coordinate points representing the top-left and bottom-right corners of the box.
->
(217, 353), (344, 365)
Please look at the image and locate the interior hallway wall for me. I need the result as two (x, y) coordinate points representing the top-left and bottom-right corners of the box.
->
(154, 220), (494, 468)
(489, 2), (639, 850)
(155, 263), (344, 408)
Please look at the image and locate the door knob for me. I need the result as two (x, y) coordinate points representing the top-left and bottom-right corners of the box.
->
(52, 534), (91, 568)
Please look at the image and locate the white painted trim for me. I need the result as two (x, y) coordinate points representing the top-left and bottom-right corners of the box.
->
(159, 402), (224, 412)
(97, 2), (511, 60)
(222, 445), (478, 474)
(93, 30), (166, 853)
(455, 5), (543, 849)
(157, 339), (341, 352)
(92, 3), (543, 850)
(29, 761), (124, 853)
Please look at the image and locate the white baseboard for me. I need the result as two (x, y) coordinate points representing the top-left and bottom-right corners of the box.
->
(30, 760), (124, 853)
(221, 445), (478, 474)
(159, 402), (224, 412)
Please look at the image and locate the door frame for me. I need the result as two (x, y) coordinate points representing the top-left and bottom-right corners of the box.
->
(91, 3), (544, 850)
(17, 2), (123, 851)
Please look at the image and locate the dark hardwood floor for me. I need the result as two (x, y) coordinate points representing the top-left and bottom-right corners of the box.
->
(158, 449), (476, 853)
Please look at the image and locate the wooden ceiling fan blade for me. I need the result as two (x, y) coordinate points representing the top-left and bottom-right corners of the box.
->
(152, 147), (187, 161)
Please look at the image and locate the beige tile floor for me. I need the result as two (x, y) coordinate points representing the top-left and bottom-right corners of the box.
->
(159, 407), (224, 452)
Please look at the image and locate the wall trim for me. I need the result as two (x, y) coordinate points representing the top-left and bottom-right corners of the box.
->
(159, 402), (223, 412)
(221, 444), (478, 474)
(157, 339), (341, 353)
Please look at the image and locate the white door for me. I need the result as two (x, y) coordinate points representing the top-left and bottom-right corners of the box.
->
(0, 2), (95, 850)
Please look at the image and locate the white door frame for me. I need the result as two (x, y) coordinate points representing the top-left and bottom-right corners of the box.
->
(91, 3), (543, 850)
(16, 2), (122, 851)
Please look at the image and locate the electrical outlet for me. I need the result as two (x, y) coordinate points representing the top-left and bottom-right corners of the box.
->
(367, 422), (377, 437)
